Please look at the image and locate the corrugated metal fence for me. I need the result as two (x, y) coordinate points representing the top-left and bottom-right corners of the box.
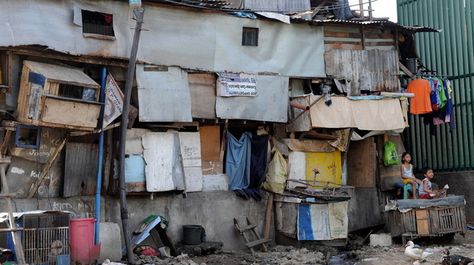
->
(398, 0), (474, 171)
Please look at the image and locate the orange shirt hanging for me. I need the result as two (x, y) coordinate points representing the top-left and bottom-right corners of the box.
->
(407, 79), (433, 115)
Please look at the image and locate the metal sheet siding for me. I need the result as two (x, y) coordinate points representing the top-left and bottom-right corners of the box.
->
(325, 49), (400, 94)
(242, 0), (310, 12)
(398, 0), (474, 170)
(63, 143), (99, 197)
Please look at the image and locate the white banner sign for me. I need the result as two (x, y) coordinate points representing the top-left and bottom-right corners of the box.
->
(103, 74), (124, 128)
(217, 72), (257, 97)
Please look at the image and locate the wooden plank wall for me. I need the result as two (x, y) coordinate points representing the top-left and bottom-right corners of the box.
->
(323, 24), (399, 95)
(324, 24), (397, 52)
(347, 138), (376, 187)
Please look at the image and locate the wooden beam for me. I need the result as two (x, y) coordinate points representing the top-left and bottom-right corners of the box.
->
(399, 61), (415, 78)
(0, 47), (129, 68)
(27, 138), (67, 198)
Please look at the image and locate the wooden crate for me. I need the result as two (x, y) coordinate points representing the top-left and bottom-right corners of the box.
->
(386, 205), (467, 238)
(17, 61), (101, 131)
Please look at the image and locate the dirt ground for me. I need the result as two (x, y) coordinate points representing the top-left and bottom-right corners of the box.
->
(132, 231), (474, 265)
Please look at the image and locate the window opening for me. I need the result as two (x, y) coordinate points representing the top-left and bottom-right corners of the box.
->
(81, 10), (115, 37)
(242, 27), (259, 46)
(15, 125), (41, 149)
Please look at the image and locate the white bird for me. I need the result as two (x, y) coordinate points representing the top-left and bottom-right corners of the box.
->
(404, 241), (433, 261)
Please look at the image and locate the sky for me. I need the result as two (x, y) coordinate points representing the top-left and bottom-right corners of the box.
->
(348, 0), (398, 22)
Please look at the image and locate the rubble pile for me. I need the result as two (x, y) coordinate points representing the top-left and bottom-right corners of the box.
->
(252, 246), (325, 265)
(134, 254), (206, 265)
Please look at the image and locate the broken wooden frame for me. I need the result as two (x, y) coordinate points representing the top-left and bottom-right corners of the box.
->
(17, 61), (101, 131)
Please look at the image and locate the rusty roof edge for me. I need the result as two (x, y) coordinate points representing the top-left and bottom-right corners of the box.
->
(291, 18), (440, 33)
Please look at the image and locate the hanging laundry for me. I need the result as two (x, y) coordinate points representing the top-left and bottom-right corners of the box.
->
(436, 78), (447, 109)
(407, 79), (433, 114)
(225, 131), (252, 191)
(444, 79), (454, 123)
(249, 135), (269, 188)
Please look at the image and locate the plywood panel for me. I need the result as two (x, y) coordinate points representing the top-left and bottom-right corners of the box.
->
(305, 151), (342, 187)
(200, 125), (220, 161)
(41, 96), (100, 128)
(189, 73), (216, 119)
(179, 132), (203, 192)
(200, 125), (223, 175)
(347, 138), (376, 187)
(416, 209), (429, 235)
(142, 132), (185, 192)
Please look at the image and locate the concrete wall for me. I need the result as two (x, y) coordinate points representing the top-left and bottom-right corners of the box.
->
(432, 171), (474, 223)
(0, 191), (271, 252)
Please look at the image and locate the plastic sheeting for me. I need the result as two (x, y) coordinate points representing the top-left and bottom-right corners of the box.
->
(136, 65), (192, 122)
(309, 96), (406, 130)
(385, 195), (465, 211)
(216, 75), (289, 122)
(262, 149), (288, 194)
(0, 1), (325, 78)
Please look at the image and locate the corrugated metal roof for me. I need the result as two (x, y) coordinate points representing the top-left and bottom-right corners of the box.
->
(298, 18), (440, 33)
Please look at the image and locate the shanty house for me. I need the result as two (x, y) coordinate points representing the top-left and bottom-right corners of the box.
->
(0, 0), (435, 259)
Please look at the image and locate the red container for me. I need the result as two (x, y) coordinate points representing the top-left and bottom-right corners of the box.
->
(70, 218), (101, 265)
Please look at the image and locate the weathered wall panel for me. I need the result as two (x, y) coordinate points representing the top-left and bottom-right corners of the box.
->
(216, 75), (289, 122)
(142, 132), (185, 192)
(188, 73), (216, 119)
(0, 1), (325, 78)
(63, 143), (98, 197)
(136, 65), (192, 122)
(325, 49), (400, 94)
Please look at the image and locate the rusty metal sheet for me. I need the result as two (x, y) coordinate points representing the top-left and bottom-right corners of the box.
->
(63, 142), (98, 197)
(325, 49), (399, 95)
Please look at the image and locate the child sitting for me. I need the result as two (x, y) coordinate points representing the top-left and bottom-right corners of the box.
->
(418, 168), (449, 199)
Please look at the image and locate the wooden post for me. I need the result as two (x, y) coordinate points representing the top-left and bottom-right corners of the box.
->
(27, 138), (66, 198)
(263, 193), (274, 240)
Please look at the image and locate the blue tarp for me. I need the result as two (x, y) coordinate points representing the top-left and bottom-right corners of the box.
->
(226, 132), (252, 190)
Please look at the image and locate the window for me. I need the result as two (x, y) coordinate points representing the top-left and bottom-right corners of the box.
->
(58, 84), (97, 101)
(15, 125), (41, 149)
(81, 10), (115, 38)
(242, 27), (259, 46)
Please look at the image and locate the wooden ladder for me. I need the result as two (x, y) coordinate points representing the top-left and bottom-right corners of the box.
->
(233, 217), (271, 254)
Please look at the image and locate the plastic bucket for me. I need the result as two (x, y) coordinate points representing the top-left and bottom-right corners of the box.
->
(182, 225), (205, 245)
(70, 218), (100, 265)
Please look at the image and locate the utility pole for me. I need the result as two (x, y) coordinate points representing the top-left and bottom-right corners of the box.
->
(368, 0), (373, 20)
(119, 6), (144, 264)
(359, 0), (365, 18)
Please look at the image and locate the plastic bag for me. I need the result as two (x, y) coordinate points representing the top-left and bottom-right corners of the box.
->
(262, 149), (288, 194)
(383, 140), (399, 166)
